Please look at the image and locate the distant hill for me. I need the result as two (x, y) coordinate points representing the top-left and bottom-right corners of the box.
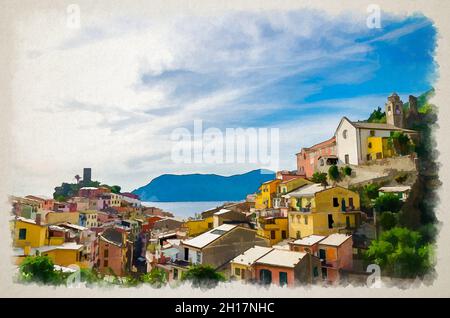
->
(132, 169), (275, 202)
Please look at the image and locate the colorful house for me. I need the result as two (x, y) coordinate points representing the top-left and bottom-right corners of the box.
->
(289, 234), (326, 255)
(255, 179), (281, 210)
(256, 216), (288, 246)
(254, 249), (320, 286)
(79, 210), (98, 228)
(230, 246), (274, 281)
(317, 234), (353, 283)
(182, 216), (214, 237)
(273, 177), (312, 210)
(285, 184), (361, 239)
(181, 224), (268, 269)
(98, 227), (134, 276)
(45, 211), (80, 225)
(296, 136), (337, 178)
(25, 195), (54, 211)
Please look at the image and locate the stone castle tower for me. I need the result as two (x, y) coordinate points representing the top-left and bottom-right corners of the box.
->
(385, 92), (404, 128)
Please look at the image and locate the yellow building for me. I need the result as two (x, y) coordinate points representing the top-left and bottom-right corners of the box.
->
(45, 211), (80, 225)
(367, 136), (394, 161)
(285, 184), (361, 239)
(183, 217), (214, 237)
(12, 217), (89, 268)
(255, 179), (281, 210)
(256, 217), (288, 246)
(13, 217), (48, 248)
(277, 177), (312, 194)
(79, 210), (98, 228)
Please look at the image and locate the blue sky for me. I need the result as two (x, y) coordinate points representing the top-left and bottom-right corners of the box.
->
(12, 9), (437, 194)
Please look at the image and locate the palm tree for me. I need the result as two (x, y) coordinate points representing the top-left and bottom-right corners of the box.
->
(74, 175), (81, 184)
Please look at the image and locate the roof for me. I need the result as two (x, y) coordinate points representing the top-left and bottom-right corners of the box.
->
(230, 246), (273, 266)
(285, 183), (329, 198)
(100, 227), (124, 247)
(60, 223), (88, 231)
(182, 224), (237, 249)
(319, 234), (352, 247)
(352, 121), (417, 133)
(292, 235), (326, 246)
(298, 136), (336, 154)
(15, 242), (85, 256)
(25, 195), (53, 201)
(80, 187), (99, 190)
(214, 209), (232, 215)
(255, 249), (307, 268)
(15, 217), (45, 226)
(379, 186), (411, 192)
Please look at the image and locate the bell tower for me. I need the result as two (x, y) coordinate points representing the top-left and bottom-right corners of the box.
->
(385, 93), (404, 128)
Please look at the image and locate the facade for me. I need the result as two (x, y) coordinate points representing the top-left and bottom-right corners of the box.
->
(285, 184), (361, 239)
(255, 179), (281, 210)
(256, 217), (288, 246)
(317, 234), (353, 283)
(79, 210), (98, 228)
(98, 227), (133, 276)
(230, 246), (274, 282)
(335, 95), (418, 165)
(183, 217), (214, 237)
(45, 211), (80, 225)
(289, 234), (326, 255)
(25, 195), (54, 211)
(296, 137), (337, 178)
(273, 177), (312, 210)
(181, 224), (268, 269)
(254, 249), (320, 286)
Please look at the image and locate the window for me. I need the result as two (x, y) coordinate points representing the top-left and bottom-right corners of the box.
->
(104, 260), (108, 267)
(196, 251), (201, 263)
(173, 268), (178, 280)
(328, 214), (334, 229)
(313, 267), (319, 277)
(279, 272), (288, 286)
(349, 197), (354, 208)
(104, 249), (108, 258)
(296, 231), (301, 239)
(370, 130), (375, 137)
(332, 197), (339, 207)
(345, 154), (349, 164)
(270, 231), (276, 240)
(342, 129), (348, 139)
(368, 142), (372, 149)
(346, 216), (351, 228)
(18, 228), (27, 240)
(282, 230), (287, 239)
(235, 267), (241, 276)
(322, 267), (328, 279)
(304, 216), (308, 225)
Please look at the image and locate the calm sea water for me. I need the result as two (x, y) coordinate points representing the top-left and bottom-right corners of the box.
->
(142, 201), (228, 219)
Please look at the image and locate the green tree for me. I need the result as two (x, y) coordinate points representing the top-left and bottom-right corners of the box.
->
(388, 131), (413, 156)
(364, 183), (380, 200)
(367, 107), (386, 123)
(181, 264), (226, 288)
(311, 172), (328, 187)
(18, 255), (67, 285)
(374, 193), (403, 213)
(328, 165), (340, 182)
(365, 227), (434, 278)
(141, 268), (167, 288)
(379, 211), (398, 231)
(342, 166), (352, 176)
(110, 185), (121, 194)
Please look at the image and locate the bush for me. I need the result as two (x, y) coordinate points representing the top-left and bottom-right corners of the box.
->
(365, 227), (434, 278)
(379, 211), (398, 230)
(18, 255), (68, 285)
(140, 268), (167, 288)
(311, 172), (328, 187)
(374, 193), (403, 213)
(343, 166), (352, 176)
(181, 264), (226, 288)
(328, 165), (340, 181)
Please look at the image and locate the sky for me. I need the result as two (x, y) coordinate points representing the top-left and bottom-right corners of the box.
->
(10, 8), (437, 195)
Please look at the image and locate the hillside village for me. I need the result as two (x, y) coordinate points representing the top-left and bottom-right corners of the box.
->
(9, 92), (437, 287)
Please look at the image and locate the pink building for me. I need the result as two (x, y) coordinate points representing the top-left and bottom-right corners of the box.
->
(98, 227), (133, 276)
(296, 136), (337, 178)
(317, 234), (353, 283)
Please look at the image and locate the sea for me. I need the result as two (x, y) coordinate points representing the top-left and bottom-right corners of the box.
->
(142, 201), (228, 219)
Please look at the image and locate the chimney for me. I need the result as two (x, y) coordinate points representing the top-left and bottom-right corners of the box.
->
(35, 213), (42, 226)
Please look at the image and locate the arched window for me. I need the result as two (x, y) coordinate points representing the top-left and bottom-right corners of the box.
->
(342, 129), (348, 139)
